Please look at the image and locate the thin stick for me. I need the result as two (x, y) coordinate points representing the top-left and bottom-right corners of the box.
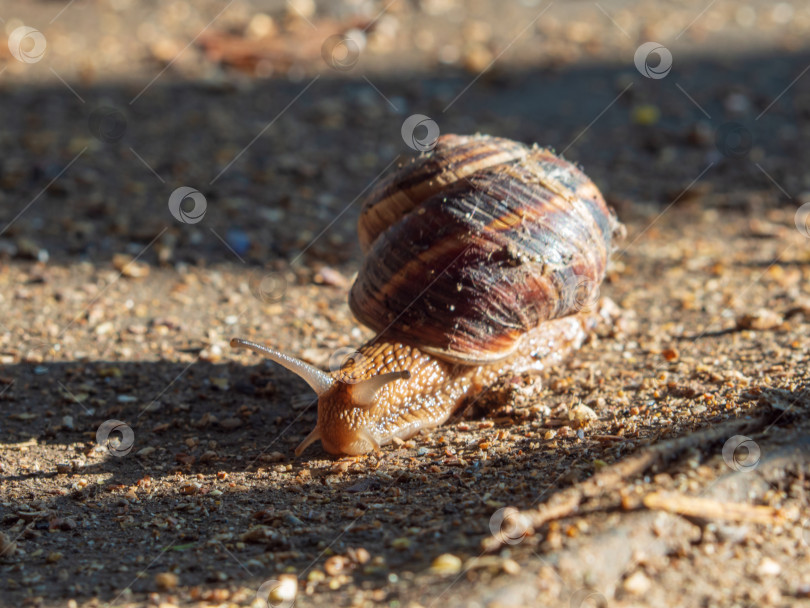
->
(642, 491), (786, 524)
(526, 413), (771, 530)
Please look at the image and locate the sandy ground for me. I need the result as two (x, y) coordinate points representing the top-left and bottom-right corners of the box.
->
(2, 0), (810, 607)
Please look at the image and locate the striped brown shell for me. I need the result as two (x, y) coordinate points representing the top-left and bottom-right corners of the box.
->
(349, 134), (621, 364)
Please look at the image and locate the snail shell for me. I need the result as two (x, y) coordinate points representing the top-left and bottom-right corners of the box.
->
(231, 134), (622, 456)
(351, 133), (618, 364)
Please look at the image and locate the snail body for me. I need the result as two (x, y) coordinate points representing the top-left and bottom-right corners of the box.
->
(232, 134), (622, 456)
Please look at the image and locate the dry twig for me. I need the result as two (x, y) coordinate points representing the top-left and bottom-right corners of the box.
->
(484, 413), (773, 551)
(642, 490), (787, 524)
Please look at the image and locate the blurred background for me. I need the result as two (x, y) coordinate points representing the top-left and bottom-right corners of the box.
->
(1, 0), (809, 270)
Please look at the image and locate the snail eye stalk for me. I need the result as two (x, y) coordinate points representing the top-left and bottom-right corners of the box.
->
(350, 371), (411, 409)
(230, 338), (335, 396)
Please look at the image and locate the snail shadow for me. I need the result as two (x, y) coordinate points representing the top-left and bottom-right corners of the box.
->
(3, 360), (805, 605)
(2, 358), (320, 482)
(2, 357), (589, 602)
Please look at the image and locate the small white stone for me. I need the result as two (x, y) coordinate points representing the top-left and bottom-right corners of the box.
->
(758, 557), (781, 577)
(569, 403), (597, 422)
(623, 570), (652, 595)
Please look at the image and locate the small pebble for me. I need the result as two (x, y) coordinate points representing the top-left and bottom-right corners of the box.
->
(154, 572), (179, 590)
(180, 483), (201, 495)
(501, 558), (520, 575)
(219, 417), (242, 430)
(307, 570), (326, 583)
(95, 321), (115, 336)
(210, 377), (229, 390)
(391, 537), (411, 550)
(113, 253), (150, 278)
(623, 570), (651, 595)
(349, 547), (370, 564)
(284, 513), (304, 526)
(324, 555), (348, 576)
(632, 104), (660, 126)
(757, 557), (781, 577)
(267, 575), (297, 604)
(199, 344), (223, 362)
(314, 266), (349, 287)
(568, 403), (597, 423)
(737, 309), (783, 330)
(724, 92), (751, 114)
(430, 553), (462, 575)
(661, 347), (679, 361)
(225, 228), (251, 257)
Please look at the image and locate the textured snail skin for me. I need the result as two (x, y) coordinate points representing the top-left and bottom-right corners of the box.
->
(313, 312), (595, 455)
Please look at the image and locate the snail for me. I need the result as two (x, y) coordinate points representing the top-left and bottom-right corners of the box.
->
(231, 134), (623, 456)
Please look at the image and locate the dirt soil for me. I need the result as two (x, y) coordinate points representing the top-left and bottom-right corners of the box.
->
(2, 1), (810, 607)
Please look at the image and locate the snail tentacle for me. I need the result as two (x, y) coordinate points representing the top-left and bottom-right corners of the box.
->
(295, 427), (322, 457)
(229, 338), (334, 396)
(350, 370), (411, 408)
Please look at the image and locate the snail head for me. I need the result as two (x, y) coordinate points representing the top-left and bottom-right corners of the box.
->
(229, 338), (409, 456)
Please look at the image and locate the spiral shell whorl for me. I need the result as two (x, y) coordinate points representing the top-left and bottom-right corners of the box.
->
(350, 134), (619, 364)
